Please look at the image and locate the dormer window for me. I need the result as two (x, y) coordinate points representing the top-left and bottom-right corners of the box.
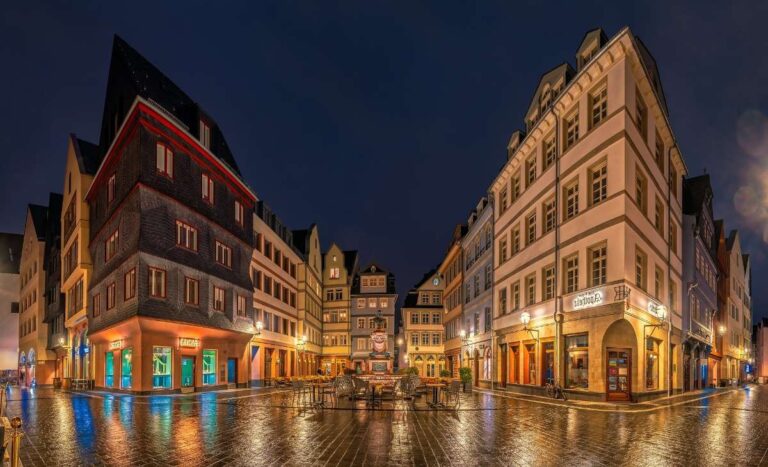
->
(199, 120), (210, 149)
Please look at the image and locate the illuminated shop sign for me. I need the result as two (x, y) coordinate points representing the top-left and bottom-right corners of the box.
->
(647, 301), (666, 318)
(110, 340), (123, 350)
(179, 337), (199, 348)
(572, 290), (604, 310)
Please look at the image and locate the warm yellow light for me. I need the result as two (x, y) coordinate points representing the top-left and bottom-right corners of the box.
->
(521, 311), (531, 326)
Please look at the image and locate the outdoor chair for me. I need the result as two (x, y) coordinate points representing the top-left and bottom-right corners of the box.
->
(352, 377), (369, 400)
(443, 380), (461, 409)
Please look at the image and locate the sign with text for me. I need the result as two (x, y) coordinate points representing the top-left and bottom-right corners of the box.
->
(109, 340), (123, 350)
(572, 289), (605, 310)
(179, 337), (199, 348)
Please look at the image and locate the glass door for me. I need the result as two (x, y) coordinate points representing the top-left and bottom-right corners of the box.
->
(105, 352), (114, 388)
(227, 358), (237, 384)
(606, 348), (631, 401)
(182, 356), (195, 388)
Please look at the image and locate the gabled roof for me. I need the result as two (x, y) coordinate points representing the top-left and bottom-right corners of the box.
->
(343, 250), (359, 276)
(634, 36), (670, 117)
(575, 28), (608, 68)
(524, 62), (575, 123)
(682, 174), (713, 215)
(352, 262), (396, 294)
(413, 268), (438, 289)
(291, 227), (311, 256)
(99, 35), (241, 176)
(42, 193), (63, 271)
(71, 134), (101, 175)
(0, 232), (23, 274)
(403, 290), (442, 308)
(28, 204), (49, 241)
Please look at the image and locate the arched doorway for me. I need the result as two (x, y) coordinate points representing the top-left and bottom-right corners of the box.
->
(473, 349), (480, 387)
(602, 319), (637, 401)
(19, 352), (26, 386)
(483, 347), (492, 383)
(28, 348), (36, 387)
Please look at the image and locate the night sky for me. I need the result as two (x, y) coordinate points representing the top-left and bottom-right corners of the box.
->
(1, 2), (766, 318)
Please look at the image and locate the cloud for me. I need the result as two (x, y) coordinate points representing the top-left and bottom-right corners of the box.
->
(735, 110), (768, 243)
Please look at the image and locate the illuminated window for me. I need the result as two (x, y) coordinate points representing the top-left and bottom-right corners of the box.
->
(215, 241), (232, 268)
(149, 268), (166, 298)
(184, 277), (199, 305)
(213, 286), (225, 312)
(107, 174), (115, 204)
(153, 346), (172, 389)
(105, 230), (119, 262)
(235, 200), (244, 227)
(124, 268), (136, 300)
(199, 120), (211, 149)
(176, 221), (198, 251)
(202, 173), (215, 204)
(330, 267), (340, 279)
(155, 142), (173, 178)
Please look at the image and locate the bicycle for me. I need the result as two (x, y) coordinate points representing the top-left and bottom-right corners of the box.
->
(545, 379), (568, 401)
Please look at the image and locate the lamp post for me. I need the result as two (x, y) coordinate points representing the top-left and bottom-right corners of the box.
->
(255, 321), (263, 336)
(459, 329), (469, 368)
(295, 335), (306, 376)
(520, 312), (539, 342)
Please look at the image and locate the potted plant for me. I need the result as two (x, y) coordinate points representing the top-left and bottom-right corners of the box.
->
(459, 367), (473, 392)
(439, 369), (451, 383)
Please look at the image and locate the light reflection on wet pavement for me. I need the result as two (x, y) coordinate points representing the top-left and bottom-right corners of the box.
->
(5, 384), (768, 466)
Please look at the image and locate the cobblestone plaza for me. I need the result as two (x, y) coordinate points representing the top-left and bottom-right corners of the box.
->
(7, 385), (768, 466)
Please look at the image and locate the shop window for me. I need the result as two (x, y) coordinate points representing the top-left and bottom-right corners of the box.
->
(121, 349), (132, 389)
(646, 338), (659, 390)
(525, 344), (537, 385)
(153, 346), (172, 389)
(565, 334), (588, 389)
(203, 350), (217, 385)
(542, 341), (555, 385)
(105, 352), (114, 388)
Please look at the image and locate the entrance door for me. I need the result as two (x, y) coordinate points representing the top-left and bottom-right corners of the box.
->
(510, 346), (519, 385)
(683, 353), (691, 392)
(606, 348), (631, 401)
(181, 356), (195, 388)
(499, 344), (507, 388)
(105, 352), (114, 388)
(227, 358), (237, 384)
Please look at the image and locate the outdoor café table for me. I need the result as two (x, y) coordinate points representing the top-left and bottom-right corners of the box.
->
(426, 383), (446, 408)
(311, 382), (330, 408)
(367, 384), (383, 409)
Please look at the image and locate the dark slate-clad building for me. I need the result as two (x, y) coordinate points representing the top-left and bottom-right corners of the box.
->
(86, 36), (256, 393)
(681, 175), (719, 390)
(41, 193), (66, 366)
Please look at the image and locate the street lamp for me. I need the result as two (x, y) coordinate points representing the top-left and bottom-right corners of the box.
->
(255, 321), (263, 336)
(520, 312), (539, 342)
(718, 325), (726, 336)
(295, 336), (306, 376)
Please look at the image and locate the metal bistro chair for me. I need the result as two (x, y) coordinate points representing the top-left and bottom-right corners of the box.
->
(352, 377), (369, 401)
(443, 380), (461, 409)
(290, 380), (309, 407)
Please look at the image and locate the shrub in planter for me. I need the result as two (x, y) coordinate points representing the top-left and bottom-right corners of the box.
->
(459, 367), (473, 392)
(439, 369), (451, 378)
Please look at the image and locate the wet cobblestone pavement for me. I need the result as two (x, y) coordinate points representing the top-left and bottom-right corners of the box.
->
(6, 384), (768, 466)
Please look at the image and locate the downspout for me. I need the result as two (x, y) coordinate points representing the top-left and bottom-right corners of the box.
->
(553, 107), (563, 386)
(667, 144), (674, 398)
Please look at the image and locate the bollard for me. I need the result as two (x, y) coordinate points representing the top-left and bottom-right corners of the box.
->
(9, 416), (22, 467)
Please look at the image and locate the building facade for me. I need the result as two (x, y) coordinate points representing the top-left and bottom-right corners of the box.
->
(440, 225), (466, 377)
(681, 175), (718, 390)
(19, 203), (58, 387)
(461, 198), (494, 387)
(718, 228), (752, 384)
(401, 269), (444, 377)
(292, 226), (324, 375)
(491, 28), (686, 402)
(250, 201), (301, 385)
(41, 192), (65, 384)
(87, 37), (256, 394)
(350, 264), (397, 373)
(321, 245), (357, 376)
(754, 318), (768, 384)
(0, 233), (23, 373)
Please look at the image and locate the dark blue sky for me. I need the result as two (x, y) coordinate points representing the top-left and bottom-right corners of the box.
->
(2, 1), (766, 317)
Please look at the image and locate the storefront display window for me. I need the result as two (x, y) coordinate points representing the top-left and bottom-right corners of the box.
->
(525, 344), (536, 385)
(565, 334), (588, 389)
(203, 349), (216, 385)
(121, 349), (132, 389)
(153, 346), (172, 389)
(542, 342), (555, 385)
(646, 338), (659, 390)
(105, 352), (114, 388)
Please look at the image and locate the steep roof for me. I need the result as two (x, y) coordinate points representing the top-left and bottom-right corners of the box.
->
(28, 204), (49, 241)
(291, 228), (310, 256)
(524, 62), (575, 123)
(71, 134), (101, 175)
(0, 232), (23, 274)
(99, 35), (241, 176)
(682, 174), (713, 215)
(42, 193), (63, 272)
(634, 36), (670, 117)
(413, 268), (438, 289)
(352, 262), (397, 294)
(343, 250), (359, 276)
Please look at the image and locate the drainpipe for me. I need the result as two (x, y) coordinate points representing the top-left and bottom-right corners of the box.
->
(666, 144), (674, 398)
(553, 108), (563, 386)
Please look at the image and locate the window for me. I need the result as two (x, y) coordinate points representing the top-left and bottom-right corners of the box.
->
(357, 317), (365, 329)
(108, 174), (115, 204)
(411, 333), (419, 346)
(511, 175), (521, 202)
(473, 275), (480, 298)
(543, 135), (556, 171)
(368, 298), (377, 308)
(176, 221), (198, 251)
(525, 212), (536, 246)
(655, 197), (664, 236)
(105, 230), (119, 262)
(564, 109), (579, 150)
(432, 334), (441, 345)
(499, 236), (508, 264)
(149, 267), (166, 298)
(215, 241), (232, 268)
(484, 307), (491, 332)
(636, 91), (647, 141)
(645, 338), (659, 390)
(669, 166), (679, 199)
(184, 277), (199, 305)
(124, 268), (136, 300)
(636, 168), (647, 214)
(590, 84), (607, 128)
(237, 295), (247, 317)
(421, 333), (430, 345)
(543, 265), (555, 300)
(589, 162), (607, 206)
(235, 201), (244, 227)
(512, 282), (520, 310)
(654, 267), (663, 300)
(213, 286), (225, 312)
(432, 313), (441, 324)
(512, 227), (520, 255)
(203, 349), (216, 385)
(564, 255), (579, 294)
(589, 245), (607, 287)
(330, 267), (340, 279)
(93, 293), (101, 317)
(635, 248), (647, 290)
(564, 181), (579, 220)
(202, 173), (215, 204)
(498, 288), (507, 315)
(156, 142), (173, 178)
(356, 298), (365, 309)
(153, 346), (172, 389)
(410, 312), (419, 325)
(526, 156), (537, 186)
(199, 120), (211, 149)
(499, 187), (508, 214)
(121, 349), (133, 389)
(526, 274), (536, 306)
(543, 198), (556, 234)
(654, 131), (664, 171)
(106, 283), (116, 310)
(485, 264), (492, 291)
(565, 334), (589, 389)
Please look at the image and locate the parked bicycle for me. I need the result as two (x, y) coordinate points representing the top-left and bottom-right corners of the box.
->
(545, 379), (567, 401)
